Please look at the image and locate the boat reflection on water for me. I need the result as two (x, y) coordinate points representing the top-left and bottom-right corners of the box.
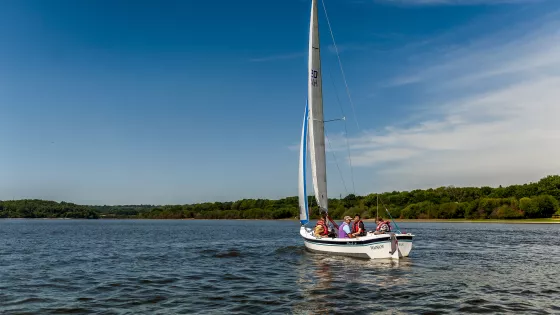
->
(292, 258), (334, 314)
(351, 258), (413, 288)
(292, 252), (413, 314)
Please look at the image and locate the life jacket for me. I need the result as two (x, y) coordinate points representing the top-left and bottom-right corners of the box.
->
(316, 219), (329, 236)
(352, 220), (366, 236)
(338, 222), (350, 238)
(376, 220), (391, 232)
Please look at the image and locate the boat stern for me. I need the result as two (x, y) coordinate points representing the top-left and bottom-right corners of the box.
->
(396, 233), (414, 257)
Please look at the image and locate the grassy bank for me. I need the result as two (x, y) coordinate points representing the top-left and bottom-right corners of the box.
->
(3, 217), (559, 224)
(362, 218), (560, 224)
(102, 217), (560, 223)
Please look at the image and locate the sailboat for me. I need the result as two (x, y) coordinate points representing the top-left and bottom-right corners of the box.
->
(298, 0), (414, 259)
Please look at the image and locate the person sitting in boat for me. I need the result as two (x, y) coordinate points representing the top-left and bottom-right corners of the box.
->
(374, 217), (391, 234)
(351, 214), (366, 237)
(338, 216), (356, 238)
(314, 211), (330, 237)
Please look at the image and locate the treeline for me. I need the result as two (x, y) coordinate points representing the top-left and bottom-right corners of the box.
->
(2, 175), (560, 220)
(0, 200), (99, 219)
(132, 175), (560, 220)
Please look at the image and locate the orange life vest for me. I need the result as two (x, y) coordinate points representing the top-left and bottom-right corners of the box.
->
(352, 220), (366, 236)
(316, 219), (329, 236)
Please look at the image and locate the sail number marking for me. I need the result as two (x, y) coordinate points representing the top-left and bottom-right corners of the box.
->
(310, 69), (318, 87)
(370, 244), (384, 250)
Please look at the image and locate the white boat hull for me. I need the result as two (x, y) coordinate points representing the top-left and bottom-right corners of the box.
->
(300, 226), (413, 260)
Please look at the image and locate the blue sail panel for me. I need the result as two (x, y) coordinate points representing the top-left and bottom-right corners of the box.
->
(298, 100), (310, 225)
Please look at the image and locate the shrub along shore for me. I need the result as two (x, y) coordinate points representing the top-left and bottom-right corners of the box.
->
(1, 175), (560, 220)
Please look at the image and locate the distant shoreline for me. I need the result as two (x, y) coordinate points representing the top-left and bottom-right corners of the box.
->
(2, 217), (560, 224)
(3, 176), (560, 221)
(363, 218), (560, 224)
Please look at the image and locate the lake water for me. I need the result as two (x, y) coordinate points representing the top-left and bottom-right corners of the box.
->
(1, 220), (559, 314)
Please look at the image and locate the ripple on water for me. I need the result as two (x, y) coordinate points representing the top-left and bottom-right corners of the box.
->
(3, 297), (54, 306)
(273, 245), (305, 256)
(213, 249), (242, 258)
(45, 307), (93, 314)
(75, 297), (93, 302)
(222, 273), (252, 281)
(139, 278), (177, 285)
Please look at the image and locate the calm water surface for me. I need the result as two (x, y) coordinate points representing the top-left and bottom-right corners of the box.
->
(1, 220), (559, 314)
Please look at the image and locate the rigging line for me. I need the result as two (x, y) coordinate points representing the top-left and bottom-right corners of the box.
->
(326, 61), (356, 195)
(324, 129), (349, 195)
(342, 121), (356, 195)
(321, 0), (361, 131)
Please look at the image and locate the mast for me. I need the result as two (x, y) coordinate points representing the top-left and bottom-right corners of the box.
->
(308, 0), (328, 213)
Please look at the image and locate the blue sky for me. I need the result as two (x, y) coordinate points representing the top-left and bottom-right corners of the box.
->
(1, 0), (559, 205)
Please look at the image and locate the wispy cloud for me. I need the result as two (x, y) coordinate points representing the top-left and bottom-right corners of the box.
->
(327, 9), (560, 190)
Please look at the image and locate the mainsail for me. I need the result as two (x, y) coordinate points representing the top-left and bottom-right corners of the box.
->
(307, 0), (328, 212)
(298, 101), (309, 224)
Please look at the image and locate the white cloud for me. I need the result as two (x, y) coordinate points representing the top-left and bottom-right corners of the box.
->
(328, 11), (560, 191)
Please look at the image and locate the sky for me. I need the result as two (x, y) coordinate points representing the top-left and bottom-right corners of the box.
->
(1, 0), (559, 205)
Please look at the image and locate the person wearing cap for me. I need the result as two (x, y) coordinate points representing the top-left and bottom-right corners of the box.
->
(338, 216), (355, 238)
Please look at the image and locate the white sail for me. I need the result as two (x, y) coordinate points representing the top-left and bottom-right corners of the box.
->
(308, 0), (328, 212)
(298, 101), (309, 224)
